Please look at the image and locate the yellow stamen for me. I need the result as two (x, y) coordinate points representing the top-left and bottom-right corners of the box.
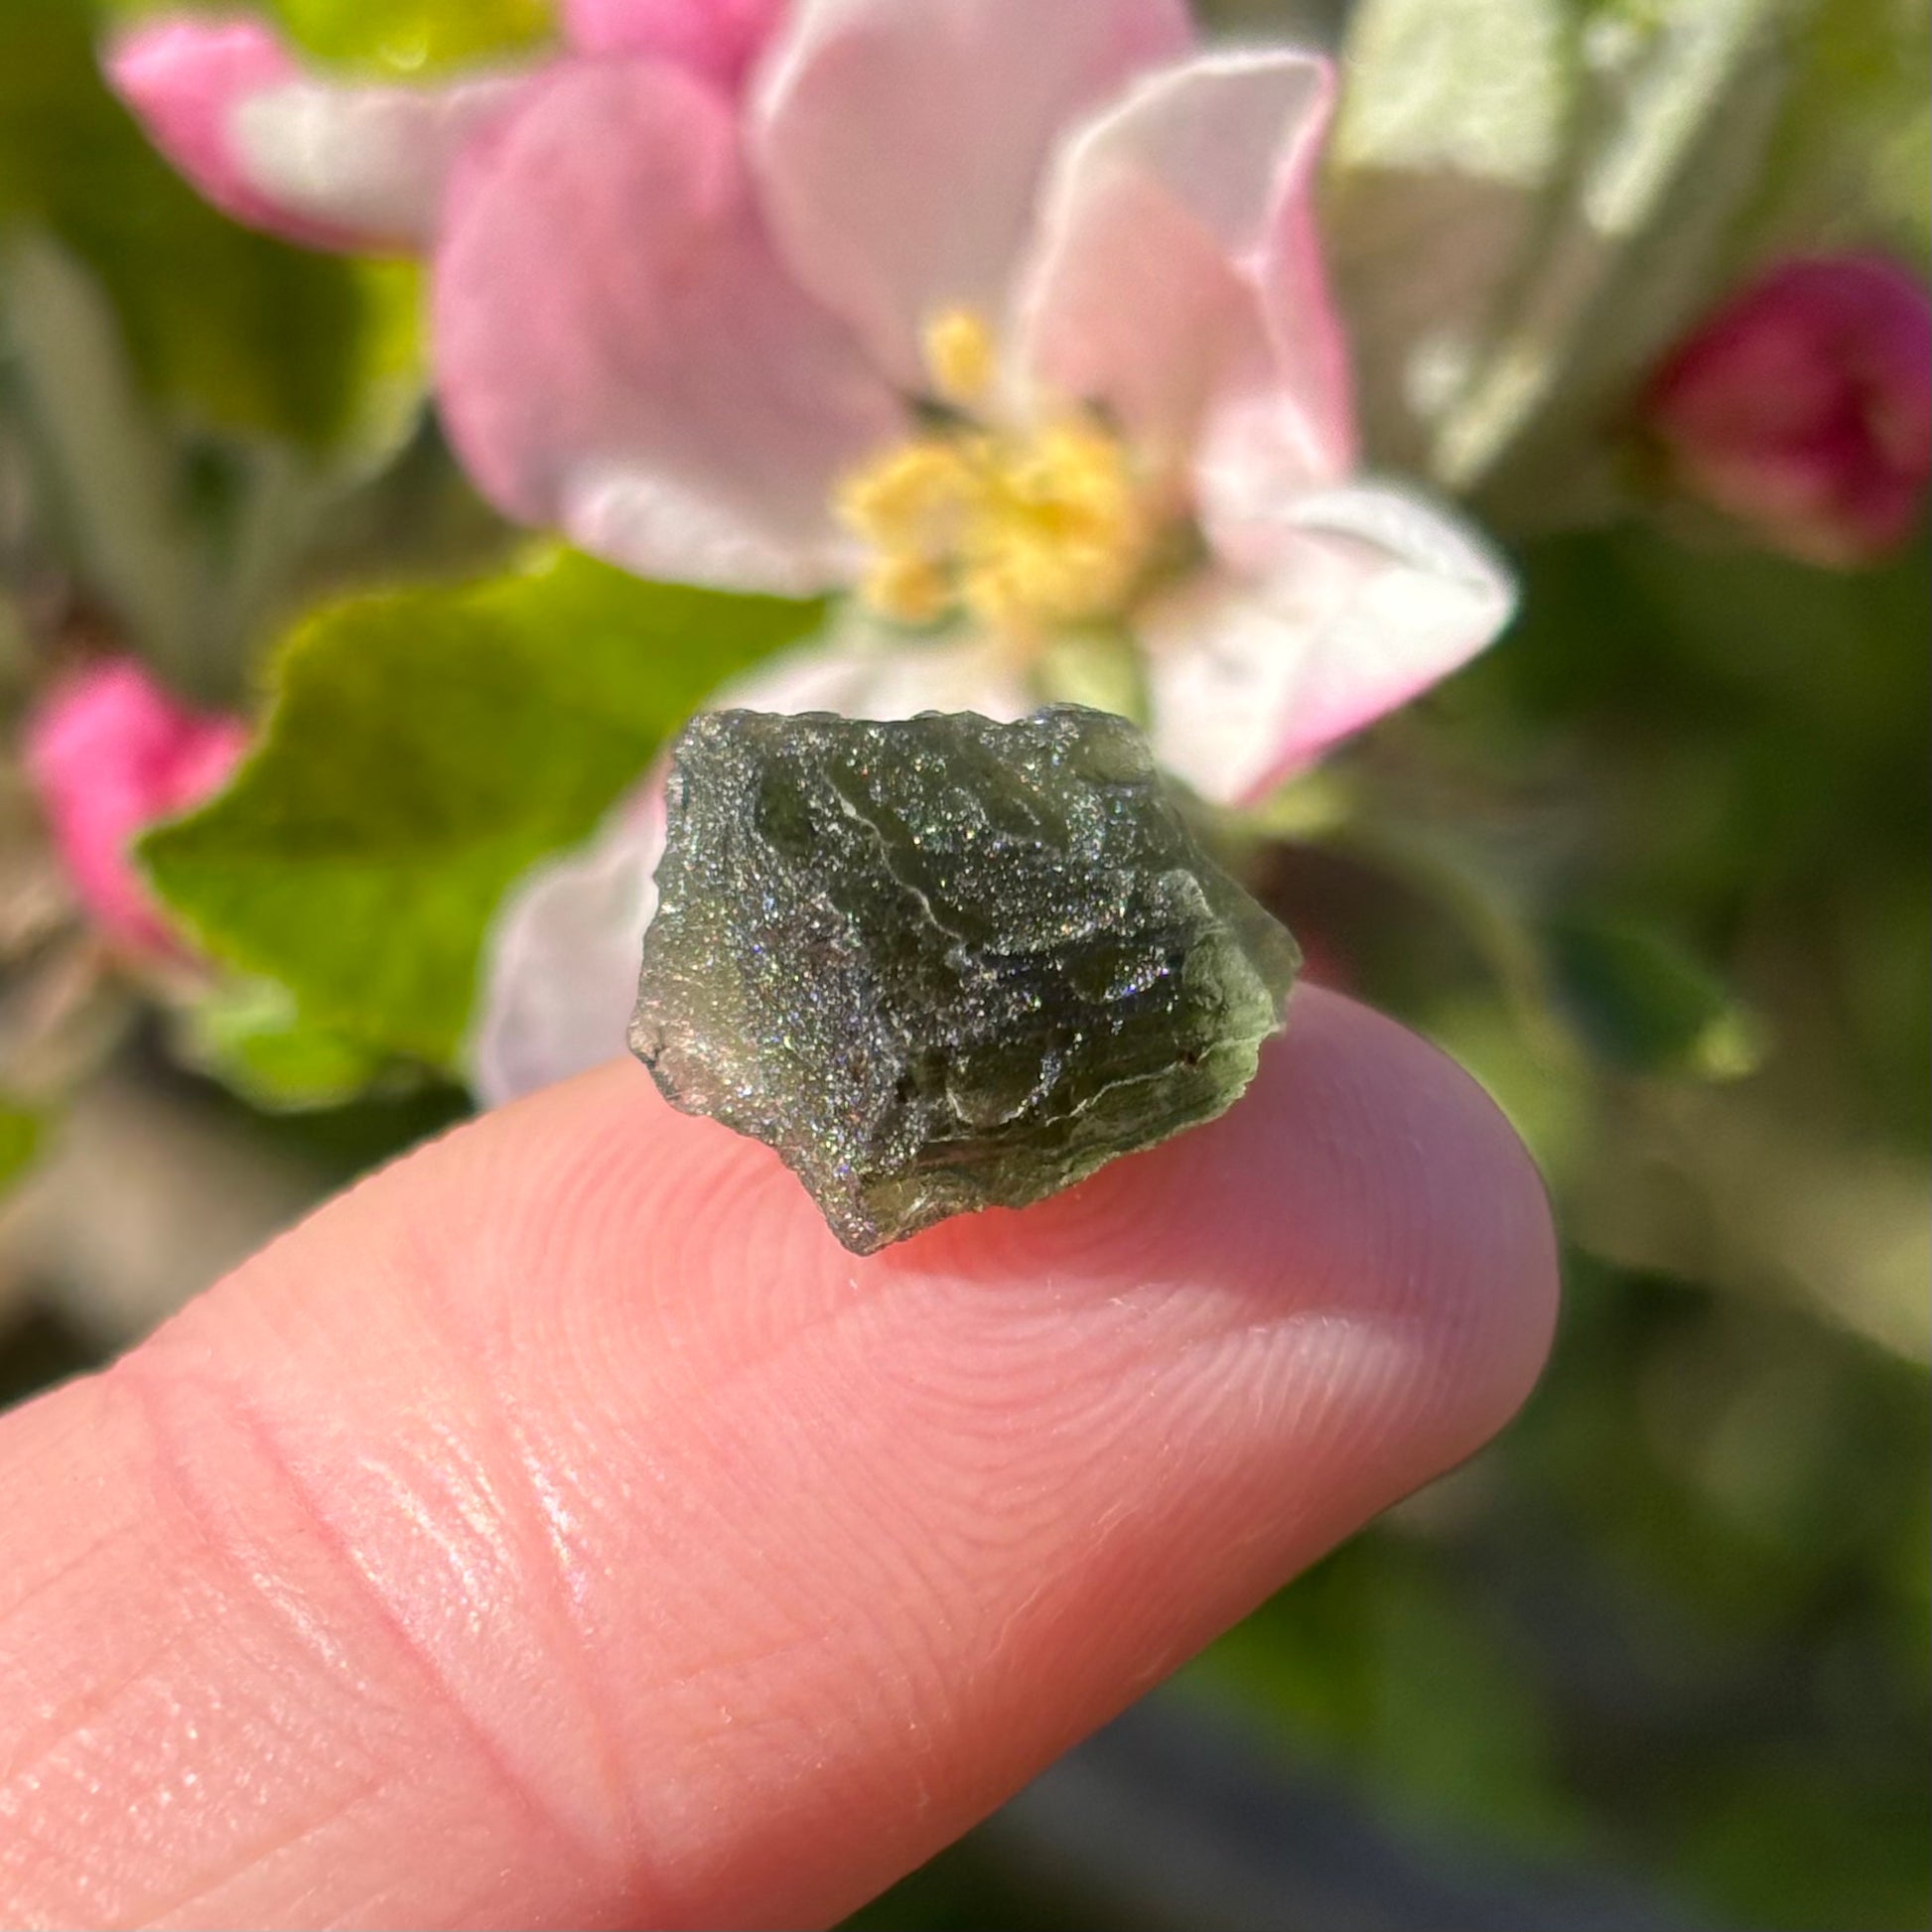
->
(960, 420), (1147, 635)
(838, 440), (978, 557)
(922, 306), (998, 407)
(839, 315), (1153, 639)
(861, 553), (954, 625)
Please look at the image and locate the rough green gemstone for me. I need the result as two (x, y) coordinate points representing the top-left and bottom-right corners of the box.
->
(629, 706), (1301, 1254)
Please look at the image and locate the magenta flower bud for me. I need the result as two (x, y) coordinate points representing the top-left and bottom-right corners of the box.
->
(1644, 255), (1932, 567)
(25, 659), (249, 959)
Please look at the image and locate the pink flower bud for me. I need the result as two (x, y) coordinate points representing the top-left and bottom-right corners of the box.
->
(1644, 255), (1932, 567)
(25, 660), (249, 959)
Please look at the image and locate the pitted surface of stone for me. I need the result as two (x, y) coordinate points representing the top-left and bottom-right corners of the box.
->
(629, 706), (1300, 1253)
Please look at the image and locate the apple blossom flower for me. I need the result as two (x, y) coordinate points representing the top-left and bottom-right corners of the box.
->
(434, 12), (1512, 805)
(113, 0), (1511, 809)
(25, 659), (249, 959)
(1643, 255), (1932, 569)
(457, 1), (1518, 1103)
(116, 0), (1516, 1101)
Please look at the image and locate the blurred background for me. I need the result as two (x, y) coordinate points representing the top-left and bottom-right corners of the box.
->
(2, 0), (1927, 1926)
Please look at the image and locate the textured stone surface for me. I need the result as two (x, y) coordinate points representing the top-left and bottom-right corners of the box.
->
(629, 706), (1300, 1253)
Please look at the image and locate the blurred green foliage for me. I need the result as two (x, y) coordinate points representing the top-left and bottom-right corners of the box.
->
(1, 0), (417, 451)
(1, 0), (429, 692)
(259, 0), (552, 69)
(1746, 0), (1932, 254)
(0, 1102), (43, 1190)
(1199, 516), (1930, 1929)
(1179, 1261), (1929, 1930)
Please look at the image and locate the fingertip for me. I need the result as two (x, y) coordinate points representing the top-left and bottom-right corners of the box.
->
(1310, 991), (1560, 1460)
(446, 982), (1561, 1505)
(913, 982), (1560, 1472)
(0, 989), (1560, 1931)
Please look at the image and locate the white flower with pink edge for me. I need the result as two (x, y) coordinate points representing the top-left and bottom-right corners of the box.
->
(112, 0), (1515, 1101)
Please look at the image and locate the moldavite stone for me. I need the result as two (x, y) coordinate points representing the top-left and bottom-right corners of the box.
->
(628, 706), (1300, 1254)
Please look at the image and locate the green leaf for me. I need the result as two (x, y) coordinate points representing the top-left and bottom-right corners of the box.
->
(1464, 0), (1814, 524)
(1542, 910), (1766, 1080)
(174, 979), (392, 1111)
(1328, 0), (1584, 483)
(1324, 0), (1578, 477)
(1, 0), (421, 453)
(1327, 0), (1839, 524)
(99, 0), (555, 72)
(140, 551), (826, 1068)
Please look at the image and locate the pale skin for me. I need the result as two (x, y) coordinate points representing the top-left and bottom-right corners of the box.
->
(0, 988), (1557, 1930)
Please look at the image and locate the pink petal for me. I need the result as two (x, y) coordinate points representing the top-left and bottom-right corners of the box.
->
(25, 659), (249, 958)
(470, 786), (666, 1106)
(105, 16), (521, 252)
(433, 59), (902, 594)
(562, 0), (788, 90)
(1142, 485), (1514, 804)
(720, 625), (1035, 720)
(1018, 51), (1347, 487)
(1165, 57), (1361, 568)
(1253, 67), (1354, 474)
(105, 17), (308, 240)
(753, 0), (1193, 385)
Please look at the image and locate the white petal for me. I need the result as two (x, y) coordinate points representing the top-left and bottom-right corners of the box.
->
(469, 789), (666, 1107)
(1018, 50), (1344, 477)
(722, 625), (1036, 721)
(1193, 372), (1355, 574)
(1144, 483), (1515, 803)
(753, 0), (1192, 385)
(563, 463), (865, 600)
(229, 71), (525, 248)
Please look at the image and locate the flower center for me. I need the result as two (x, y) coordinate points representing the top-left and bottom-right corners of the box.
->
(838, 310), (1153, 638)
